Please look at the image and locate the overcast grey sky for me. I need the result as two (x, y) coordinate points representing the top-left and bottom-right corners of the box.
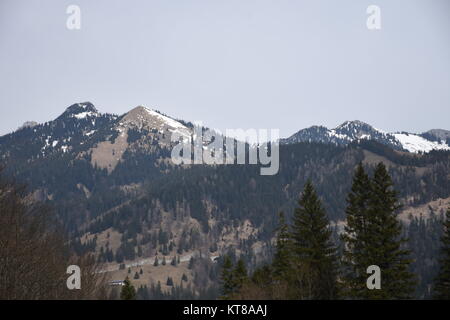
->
(0, 0), (449, 138)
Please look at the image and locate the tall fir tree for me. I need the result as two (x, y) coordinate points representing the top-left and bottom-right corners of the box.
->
(232, 259), (248, 292)
(433, 206), (450, 299)
(120, 277), (136, 300)
(366, 162), (415, 299)
(272, 211), (292, 280)
(291, 180), (339, 299)
(220, 255), (235, 299)
(341, 163), (373, 298)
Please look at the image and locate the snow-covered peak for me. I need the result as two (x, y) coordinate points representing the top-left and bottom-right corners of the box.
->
(334, 120), (370, 130)
(332, 120), (384, 138)
(330, 120), (402, 148)
(119, 106), (191, 137)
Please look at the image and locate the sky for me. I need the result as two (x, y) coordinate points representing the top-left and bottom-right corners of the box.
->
(0, 0), (449, 138)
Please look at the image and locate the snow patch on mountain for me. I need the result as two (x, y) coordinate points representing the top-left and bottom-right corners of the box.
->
(85, 130), (96, 137)
(393, 133), (450, 153)
(59, 102), (100, 120)
(328, 130), (351, 141)
(143, 108), (187, 131)
(73, 111), (98, 119)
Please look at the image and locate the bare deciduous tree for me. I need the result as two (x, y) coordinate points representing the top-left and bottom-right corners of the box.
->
(0, 166), (107, 299)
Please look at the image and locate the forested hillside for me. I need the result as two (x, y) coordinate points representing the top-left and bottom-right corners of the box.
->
(1, 104), (449, 299)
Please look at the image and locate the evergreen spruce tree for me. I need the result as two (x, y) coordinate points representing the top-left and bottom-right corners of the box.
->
(220, 255), (235, 299)
(366, 162), (415, 299)
(434, 206), (450, 299)
(249, 265), (276, 298)
(153, 256), (159, 266)
(342, 162), (415, 299)
(232, 259), (248, 292)
(120, 277), (136, 300)
(341, 163), (372, 298)
(272, 211), (292, 280)
(291, 180), (339, 299)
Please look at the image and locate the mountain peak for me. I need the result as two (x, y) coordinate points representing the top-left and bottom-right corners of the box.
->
(129, 105), (149, 113)
(121, 106), (188, 133)
(124, 105), (154, 119)
(334, 120), (372, 131)
(59, 102), (99, 119)
(331, 120), (388, 141)
(282, 120), (403, 150)
(121, 105), (158, 125)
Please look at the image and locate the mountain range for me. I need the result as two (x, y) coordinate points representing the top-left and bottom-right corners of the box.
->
(281, 120), (450, 153)
(1, 102), (449, 299)
(3, 102), (449, 165)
